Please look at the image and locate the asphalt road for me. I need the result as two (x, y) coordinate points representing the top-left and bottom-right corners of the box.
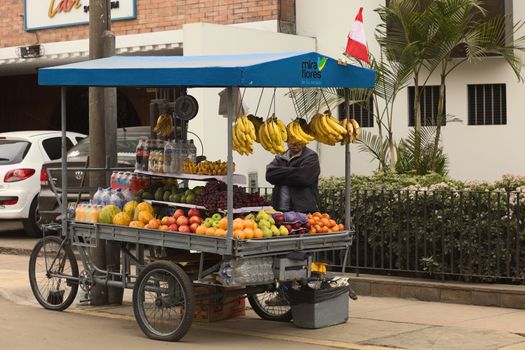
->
(0, 220), (38, 252)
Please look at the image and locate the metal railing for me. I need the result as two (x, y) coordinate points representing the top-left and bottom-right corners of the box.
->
(316, 188), (525, 283)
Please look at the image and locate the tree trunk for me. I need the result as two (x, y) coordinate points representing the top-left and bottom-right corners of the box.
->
(431, 66), (446, 172)
(413, 73), (422, 174)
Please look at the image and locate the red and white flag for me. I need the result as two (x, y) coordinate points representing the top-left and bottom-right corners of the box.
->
(345, 7), (369, 63)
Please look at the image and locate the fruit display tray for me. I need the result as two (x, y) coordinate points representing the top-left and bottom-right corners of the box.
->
(135, 170), (247, 185)
(143, 200), (272, 214)
(69, 221), (353, 258)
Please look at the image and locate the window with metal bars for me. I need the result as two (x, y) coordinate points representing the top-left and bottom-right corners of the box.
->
(467, 84), (506, 125)
(338, 96), (374, 128)
(408, 86), (446, 127)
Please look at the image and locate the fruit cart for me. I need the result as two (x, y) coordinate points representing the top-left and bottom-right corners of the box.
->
(29, 52), (375, 341)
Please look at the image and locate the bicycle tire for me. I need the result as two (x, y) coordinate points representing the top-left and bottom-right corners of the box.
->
(133, 260), (195, 342)
(248, 289), (292, 322)
(28, 236), (79, 311)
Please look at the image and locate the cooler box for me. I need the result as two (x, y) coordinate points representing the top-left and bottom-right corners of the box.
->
(288, 284), (349, 329)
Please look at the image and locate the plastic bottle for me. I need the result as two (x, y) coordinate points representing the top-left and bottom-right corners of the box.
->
(110, 172), (118, 190)
(93, 187), (104, 205)
(163, 141), (176, 174)
(135, 137), (147, 171)
(148, 140), (156, 173)
(75, 204), (82, 221)
(188, 139), (197, 163)
(85, 204), (93, 223)
(101, 188), (112, 206)
(90, 205), (100, 223)
(178, 140), (189, 173)
(143, 140), (150, 172)
(123, 189), (134, 202)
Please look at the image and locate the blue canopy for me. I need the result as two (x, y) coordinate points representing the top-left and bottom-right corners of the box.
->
(38, 52), (375, 88)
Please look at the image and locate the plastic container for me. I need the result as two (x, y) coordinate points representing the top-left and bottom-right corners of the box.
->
(188, 139), (197, 163)
(163, 141), (176, 174)
(101, 188), (112, 206)
(123, 189), (134, 202)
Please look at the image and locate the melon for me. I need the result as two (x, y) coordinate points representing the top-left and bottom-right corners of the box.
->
(112, 212), (131, 226)
(123, 201), (139, 219)
(99, 205), (121, 224)
(134, 202), (154, 220)
(129, 220), (145, 228)
(138, 210), (154, 225)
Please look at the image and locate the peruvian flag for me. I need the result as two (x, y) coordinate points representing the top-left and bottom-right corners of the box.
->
(345, 7), (369, 63)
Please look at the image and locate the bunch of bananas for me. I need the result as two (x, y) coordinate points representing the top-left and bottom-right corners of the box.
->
(309, 112), (349, 145)
(246, 114), (264, 143)
(153, 114), (174, 137)
(232, 115), (257, 155)
(258, 115), (287, 154)
(286, 118), (315, 145)
(183, 159), (234, 175)
(339, 118), (361, 144)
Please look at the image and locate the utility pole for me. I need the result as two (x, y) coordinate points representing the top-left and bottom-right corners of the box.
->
(89, 0), (121, 305)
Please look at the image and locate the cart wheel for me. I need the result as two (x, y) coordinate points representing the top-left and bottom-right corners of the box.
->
(133, 260), (195, 342)
(248, 285), (292, 322)
(28, 236), (79, 311)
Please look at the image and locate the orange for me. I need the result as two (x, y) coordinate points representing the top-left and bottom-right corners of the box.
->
(196, 225), (207, 234)
(215, 228), (226, 237)
(309, 219), (315, 225)
(321, 213), (330, 219)
(312, 212), (322, 218)
(233, 218), (244, 231)
(338, 224), (345, 231)
(329, 225), (339, 232)
(322, 226), (330, 233)
(313, 216), (321, 222)
(254, 228), (264, 239)
(320, 218), (330, 227)
(205, 227), (216, 236)
(243, 228), (254, 239)
(309, 228), (316, 234)
(328, 219), (337, 227)
(243, 220), (255, 230)
(148, 219), (160, 229)
(219, 217), (228, 230)
(314, 224), (322, 232)
(307, 214), (312, 219)
(233, 230), (245, 240)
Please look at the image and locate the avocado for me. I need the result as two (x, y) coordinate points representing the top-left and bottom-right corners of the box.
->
(154, 188), (164, 201)
(134, 196), (143, 203)
(169, 194), (177, 202)
(173, 193), (182, 203)
(142, 192), (153, 200)
(171, 186), (178, 195)
(186, 193), (196, 204)
(180, 195), (186, 204)
(163, 191), (171, 202)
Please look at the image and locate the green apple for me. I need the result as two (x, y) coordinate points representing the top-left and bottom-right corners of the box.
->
(212, 213), (222, 221)
(258, 219), (271, 229)
(262, 228), (272, 238)
(212, 220), (221, 228)
(204, 218), (213, 228)
(270, 225), (280, 236)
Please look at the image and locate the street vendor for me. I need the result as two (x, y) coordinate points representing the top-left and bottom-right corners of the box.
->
(265, 137), (320, 213)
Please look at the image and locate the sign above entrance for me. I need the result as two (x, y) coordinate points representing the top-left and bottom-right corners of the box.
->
(24, 0), (136, 31)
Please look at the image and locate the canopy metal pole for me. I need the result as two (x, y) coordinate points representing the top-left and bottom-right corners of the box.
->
(226, 87), (234, 254)
(61, 87), (68, 236)
(344, 89), (352, 229)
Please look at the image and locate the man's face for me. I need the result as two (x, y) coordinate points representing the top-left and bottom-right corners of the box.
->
(288, 140), (305, 155)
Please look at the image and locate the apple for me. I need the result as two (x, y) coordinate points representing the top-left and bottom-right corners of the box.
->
(173, 209), (185, 219)
(188, 208), (201, 218)
(189, 216), (202, 225)
(168, 223), (178, 231)
(304, 222), (312, 229)
(274, 214), (285, 223)
(162, 216), (176, 226)
(285, 224), (293, 232)
(176, 216), (189, 226)
(190, 222), (199, 233)
(293, 222), (302, 230)
(178, 225), (190, 233)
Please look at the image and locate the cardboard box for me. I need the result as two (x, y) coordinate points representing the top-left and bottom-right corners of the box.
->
(193, 286), (246, 322)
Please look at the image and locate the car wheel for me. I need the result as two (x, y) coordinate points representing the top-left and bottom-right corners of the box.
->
(23, 197), (43, 237)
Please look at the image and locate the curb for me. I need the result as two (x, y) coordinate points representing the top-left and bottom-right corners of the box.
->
(0, 247), (33, 256)
(346, 273), (525, 310)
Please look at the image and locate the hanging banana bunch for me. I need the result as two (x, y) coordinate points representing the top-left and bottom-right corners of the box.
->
(339, 118), (361, 144)
(258, 114), (286, 154)
(308, 111), (348, 146)
(286, 118), (315, 145)
(232, 115), (256, 155)
(246, 114), (264, 143)
(153, 114), (174, 137)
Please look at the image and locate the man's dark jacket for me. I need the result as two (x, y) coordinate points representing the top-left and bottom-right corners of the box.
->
(266, 147), (320, 213)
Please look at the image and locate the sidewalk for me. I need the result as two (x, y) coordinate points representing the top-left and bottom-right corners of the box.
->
(2, 254), (525, 350)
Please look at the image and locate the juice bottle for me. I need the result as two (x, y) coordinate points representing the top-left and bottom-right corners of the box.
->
(75, 204), (82, 221)
(89, 205), (100, 223)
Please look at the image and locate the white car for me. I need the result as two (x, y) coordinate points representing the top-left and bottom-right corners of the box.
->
(0, 131), (86, 236)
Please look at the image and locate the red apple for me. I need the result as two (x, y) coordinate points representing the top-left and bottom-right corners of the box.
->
(189, 222), (199, 233)
(293, 222), (302, 230)
(168, 223), (178, 231)
(178, 225), (190, 233)
(275, 214), (285, 223)
(176, 216), (189, 226)
(173, 209), (185, 219)
(161, 216), (176, 226)
(304, 222), (311, 229)
(189, 216), (202, 225)
(188, 208), (201, 218)
(285, 224), (293, 232)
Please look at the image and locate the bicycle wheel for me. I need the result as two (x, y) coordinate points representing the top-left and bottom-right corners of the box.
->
(133, 261), (195, 342)
(28, 236), (79, 311)
(248, 285), (292, 322)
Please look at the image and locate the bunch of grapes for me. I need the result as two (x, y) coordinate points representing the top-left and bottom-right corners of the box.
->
(195, 181), (268, 212)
